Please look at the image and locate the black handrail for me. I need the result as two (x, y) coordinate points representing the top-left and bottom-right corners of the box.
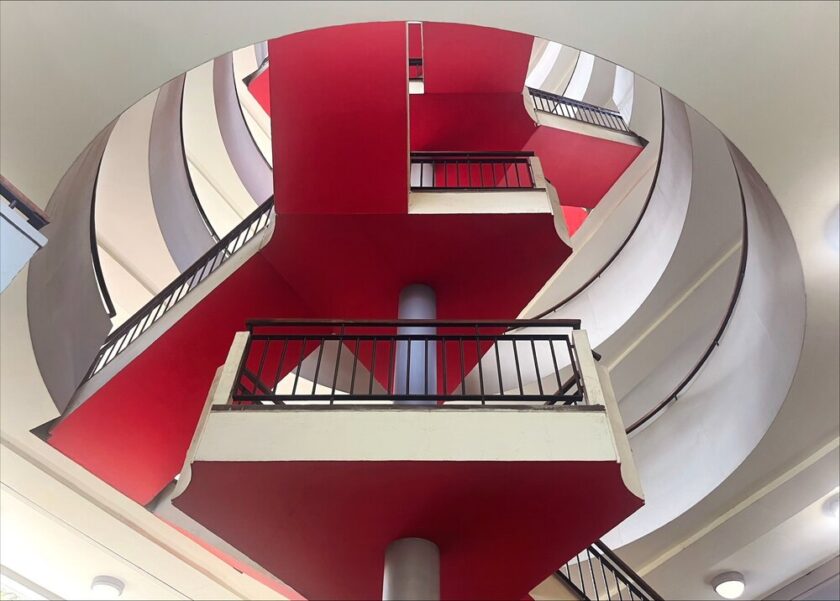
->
(410, 151), (539, 191)
(82, 197), (274, 381)
(231, 319), (586, 406)
(528, 87), (632, 134)
(247, 318), (580, 329)
(533, 89), (665, 320)
(625, 143), (748, 434)
(179, 77), (220, 242)
(0, 175), (49, 230)
(556, 539), (663, 601)
(90, 155), (117, 317)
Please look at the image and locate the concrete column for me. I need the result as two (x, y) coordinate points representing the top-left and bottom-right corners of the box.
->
(383, 538), (440, 601)
(394, 284), (436, 402)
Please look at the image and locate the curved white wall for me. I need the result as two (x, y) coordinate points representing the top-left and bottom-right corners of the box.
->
(529, 74), (661, 304)
(613, 66), (634, 122)
(582, 56), (618, 110)
(525, 91), (691, 345)
(149, 74), (216, 270)
(95, 89), (179, 325)
(601, 106), (744, 425)
(183, 61), (255, 237)
(563, 51), (594, 101)
(213, 53), (273, 204)
(604, 143), (806, 546)
(232, 47), (272, 164)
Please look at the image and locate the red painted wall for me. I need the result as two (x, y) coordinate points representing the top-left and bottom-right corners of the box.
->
(269, 23), (409, 215)
(527, 126), (642, 209)
(410, 93), (536, 151)
(562, 206), (589, 236)
(422, 22), (534, 94)
(49, 255), (311, 504)
(248, 68), (271, 116)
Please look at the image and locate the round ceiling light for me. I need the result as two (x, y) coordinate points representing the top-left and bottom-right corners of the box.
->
(91, 576), (124, 599)
(826, 495), (840, 520)
(712, 572), (745, 599)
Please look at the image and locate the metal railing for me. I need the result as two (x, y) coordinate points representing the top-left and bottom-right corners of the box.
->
(528, 87), (631, 134)
(556, 540), (663, 601)
(409, 57), (424, 81)
(230, 319), (586, 406)
(0, 175), (49, 230)
(83, 197), (274, 381)
(410, 152), (539, 191)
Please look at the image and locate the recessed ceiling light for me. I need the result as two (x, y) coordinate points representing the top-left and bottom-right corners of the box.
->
(826, 205), (840, 253)
(91, 576), (124, 599)
(712, 572), (745, 599)
(825, 495), (840, 520)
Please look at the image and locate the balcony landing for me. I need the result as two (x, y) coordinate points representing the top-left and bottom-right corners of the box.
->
(168, 406), (642, 600)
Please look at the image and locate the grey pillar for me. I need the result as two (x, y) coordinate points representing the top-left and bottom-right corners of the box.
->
(394, 284), (436, 402)
(383, 538), (440, 601)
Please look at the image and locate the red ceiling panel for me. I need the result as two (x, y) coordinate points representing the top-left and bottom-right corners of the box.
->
(162, 518), (306, 601)
(175, 459), (642, 600)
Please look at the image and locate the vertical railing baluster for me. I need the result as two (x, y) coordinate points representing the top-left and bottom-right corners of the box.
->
(257, 338), (271, 390)
(567, 337), (583, 403)
(369, 337), (378, 395)
(330, 326), (344, 403)
(475, 326), (485, 404)
(587, 548), (601, 600)
(272, 338), (289, 392)
(598, 553), (613, 600)
(387, 335), (395, 394)
(424, 338), (429, 395)
(349, 336), (360, 395)
(459, 337), (467, 396)
(311, 339), (325, 395)
(494, 341), (504, 396)
(441, 336), (448, 398)
(577, 555), (588, 598)
(291, 336), (307, 397)
(512, 338), (524, 396)
(531, 339), (543, 395)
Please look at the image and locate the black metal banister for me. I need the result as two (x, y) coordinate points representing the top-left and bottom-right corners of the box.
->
(247, 318), (580, 329)
(556, 539), (663, 601)
(410, 151), (540, 191)
(0, 175), (49, 230)
(83, 197), (274, 381)
(528, 87), (632, 135)
(230, 319), (587, 407)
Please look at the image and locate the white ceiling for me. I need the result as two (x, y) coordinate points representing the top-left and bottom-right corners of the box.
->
(0, 1), (838, 598)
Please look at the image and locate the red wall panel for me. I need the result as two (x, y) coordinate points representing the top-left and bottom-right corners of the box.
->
(410, 93), (536, 151)
(423, 22), (534, 94)
(526, 126), (642, 209)
(269, 23), (409, 215)
(48, 255), (310, 504)
(247, 69), (271, 116)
